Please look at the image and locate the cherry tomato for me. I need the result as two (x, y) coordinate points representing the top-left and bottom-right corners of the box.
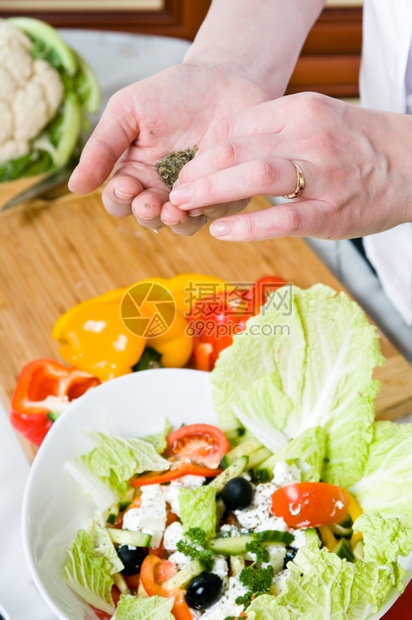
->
(271, 482), (350, 528)
(166, 424), (230, 469)
(140, 556), (193, 620)
(130, 461), (223, 487)
(245, 275), (288, 315)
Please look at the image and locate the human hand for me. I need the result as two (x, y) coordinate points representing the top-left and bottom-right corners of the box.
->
(169, 92), (412, 240)
(68, 63), (268, 235)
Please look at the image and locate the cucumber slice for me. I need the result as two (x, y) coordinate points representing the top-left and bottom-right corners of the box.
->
(162, 560), (203, 591)
(353, 539), (364, 561)
(209, 530), (294, 555)
(224, 428), (246, 443)
(333, 538), (355, 562)
(10, 17), (77, 75)
(252, 455), (279, 483)
(106, 528), (151, 547)
(329, 514), (353, 540)
(220, 439), (262, 469)
(230, 554), (245, 576)
(302, 528), (321, 548)
(209, 456), (249, 494)
(247, 446), (273, 469)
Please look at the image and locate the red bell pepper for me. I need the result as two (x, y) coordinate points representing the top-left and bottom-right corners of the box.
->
(10, 359), (100, 446)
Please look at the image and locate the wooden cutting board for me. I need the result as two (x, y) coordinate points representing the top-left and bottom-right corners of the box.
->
(1, 186), (412, 463)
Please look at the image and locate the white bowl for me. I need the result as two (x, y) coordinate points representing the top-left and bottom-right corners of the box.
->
(22, 368), (412, 620)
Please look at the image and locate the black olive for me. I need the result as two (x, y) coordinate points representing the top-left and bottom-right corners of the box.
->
(221, 476), (254, 511)
(185, 571), (224, 610)
(117, 545), (148, 575)
(283, 546), (298, 569)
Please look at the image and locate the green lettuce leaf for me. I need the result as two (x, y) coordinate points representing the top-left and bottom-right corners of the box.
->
(211, 284), (384, 488)
(273, 426), (327, 482)
(246, 594), (290, 619)
(178, 486), (217, 538)
(142, 417), (172, 454)
(114, 594), (174, 619)
(63, 512), (122, 615)
(350, 421), (412, 527)
(277, 545), (378, 619)
(78, 432), (170, 497)
(353, 513), (412, 608)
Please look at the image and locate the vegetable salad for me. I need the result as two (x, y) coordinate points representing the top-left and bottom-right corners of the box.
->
(63, 284), (412, 619)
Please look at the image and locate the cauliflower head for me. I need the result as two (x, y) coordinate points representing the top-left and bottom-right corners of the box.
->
(0, 17), (100, 182)
(0, 20), (63, 162)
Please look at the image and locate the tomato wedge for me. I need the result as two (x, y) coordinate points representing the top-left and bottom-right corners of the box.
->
(271, 482), (350, 528)
(140, 556), (192, 620)
(130, 461), (222, 487)
(165, 423), (230, 469)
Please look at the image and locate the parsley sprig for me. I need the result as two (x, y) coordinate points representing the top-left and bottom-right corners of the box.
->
(234, 541), (274, 611)
(176, 527), (214, 572)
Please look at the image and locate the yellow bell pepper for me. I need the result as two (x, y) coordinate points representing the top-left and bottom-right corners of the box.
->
(347, 492), (363, 549)
(52, 274), (226, 381)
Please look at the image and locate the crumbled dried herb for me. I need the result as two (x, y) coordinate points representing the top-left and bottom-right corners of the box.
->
(156, 147), (197, 189)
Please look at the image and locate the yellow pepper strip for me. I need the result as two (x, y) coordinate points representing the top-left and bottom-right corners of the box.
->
(347, 492), (363, 548)
(318, 525), (338, 552)
(52, 274), (226, 381)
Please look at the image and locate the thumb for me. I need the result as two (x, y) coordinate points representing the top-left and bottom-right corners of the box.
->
(69, 90), (139, 194)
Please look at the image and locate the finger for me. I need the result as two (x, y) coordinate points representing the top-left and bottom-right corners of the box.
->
(102, 175), (144, 217)
(176, 135), (282, 187)
(69, 89), (138, 194)
(170, 158), (302, 210)
(160, 201), (190, 227)
(132, 187), (169, 221)
(209, 199), (339, 242)
(170, 215), (208, 236)
(188, 199), (250, 220)
(160, 202), (208, 235)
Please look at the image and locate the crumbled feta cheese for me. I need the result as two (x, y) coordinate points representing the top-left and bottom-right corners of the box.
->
(211, 555), (229, 581)
(163, 521), (185, 553)
(272, 461), (301, 487)
(200, 575), (248, 619)
(291, 528), (308, 549)
(255, 516), (288, 533)
(168, 550), (192, 571)
(270, 568), (290, 596)
(161, 485), (181, 517)
(235, 481), (280, 530)
(122, 484), (166, 549)
(171, 475), (206, 488)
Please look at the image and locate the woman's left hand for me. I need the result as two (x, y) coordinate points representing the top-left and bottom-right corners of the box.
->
(169, 92), (412, 241)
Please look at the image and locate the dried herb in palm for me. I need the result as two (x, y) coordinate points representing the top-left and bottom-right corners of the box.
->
(156, 147), (197, 189)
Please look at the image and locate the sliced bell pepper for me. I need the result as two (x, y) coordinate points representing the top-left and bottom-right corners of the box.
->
(52, 274), (226, 381)
(140, 555), (193, 620)
(130, 462), (223, 487)
(10, 359), (100, 445)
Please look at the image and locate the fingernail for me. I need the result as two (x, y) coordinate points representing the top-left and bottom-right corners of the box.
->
(210, 221), (232, 238)
(114, 188), (134, 201)
(67, 166), (79, 191)
(188, 209), (204, 217)
(169, 184), (192, 206)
